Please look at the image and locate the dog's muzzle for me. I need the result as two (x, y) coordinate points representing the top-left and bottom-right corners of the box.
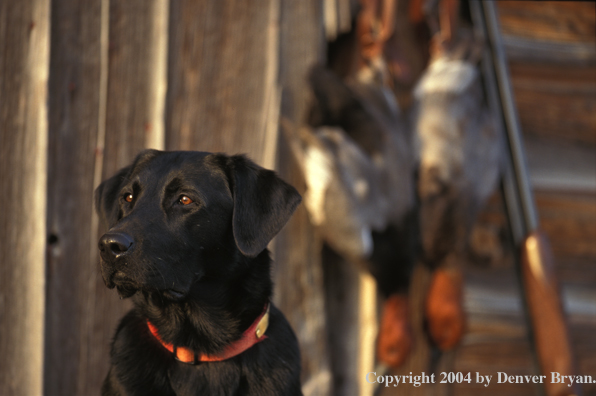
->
(98, 232), (137, 295)
(98, 232), (134, 262)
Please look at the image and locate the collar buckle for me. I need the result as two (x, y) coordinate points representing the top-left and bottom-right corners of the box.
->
(148, 303), (271, 364)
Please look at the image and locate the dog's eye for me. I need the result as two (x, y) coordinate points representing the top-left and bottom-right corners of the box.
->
(179, 195), (193, 205)
(124, 193), (133, 203)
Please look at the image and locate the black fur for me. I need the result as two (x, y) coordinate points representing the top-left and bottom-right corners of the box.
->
(95, 150), (303, 396)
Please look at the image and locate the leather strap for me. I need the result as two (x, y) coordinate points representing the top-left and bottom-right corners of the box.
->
(147, 303), (270, 364)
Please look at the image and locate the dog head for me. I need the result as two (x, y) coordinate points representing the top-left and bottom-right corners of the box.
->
(94, 150), (301, 300)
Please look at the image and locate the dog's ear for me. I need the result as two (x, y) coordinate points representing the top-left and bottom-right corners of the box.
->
(226, 155), (302, 257)
(94, 165), (132, 228)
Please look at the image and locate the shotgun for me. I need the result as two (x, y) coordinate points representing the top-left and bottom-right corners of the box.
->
(469, 2), (581, 395)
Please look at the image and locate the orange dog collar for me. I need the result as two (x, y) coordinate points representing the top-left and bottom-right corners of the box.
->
(147, 303), (270, 364)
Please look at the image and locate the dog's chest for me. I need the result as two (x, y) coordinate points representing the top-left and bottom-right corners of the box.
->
(167, 361), (268, 396)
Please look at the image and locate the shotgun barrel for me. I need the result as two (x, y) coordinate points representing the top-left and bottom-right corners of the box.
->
(469, 2), (581, 396)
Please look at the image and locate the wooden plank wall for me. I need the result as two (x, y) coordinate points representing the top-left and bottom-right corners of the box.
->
(276, 1), (333, 394)
(0, 1), (50, 395)
(164, 2), (339, 394)
(453, 2), (596, 396)
(42, 0), (336, 395)
(2, 1), (593, 396)
(499, 0), (595, 305)
(45, 1), (168, 394)
(45, 1), (107, 394)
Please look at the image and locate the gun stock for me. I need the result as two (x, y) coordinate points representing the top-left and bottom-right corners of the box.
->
(468, 1), (583, 395)
(521, 230), (580, 396)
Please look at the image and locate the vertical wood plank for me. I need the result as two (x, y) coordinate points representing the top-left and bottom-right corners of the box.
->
(105, 0), (168, 156)
(166, 2), (333, 394)
(45, 0), (169, 394)
(277, 1), (333, 395)
(91, 0), (169, 393)
(324, 0), (340, 41)
(0, 1), (50, 395)
(280, 1), (379, 393)
(322, 250), (363, 396)
(358, 270), (377, 396)
(165, 0), (279, 162)
(322, 251), (379, 396)
(44, 0), (107, 394)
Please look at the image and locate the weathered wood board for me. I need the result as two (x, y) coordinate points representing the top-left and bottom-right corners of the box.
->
(45, 1), (168, 393)
(0, 2), (50, 395)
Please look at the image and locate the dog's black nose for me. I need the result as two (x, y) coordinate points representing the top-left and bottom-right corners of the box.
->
(99, 232), (134, 261)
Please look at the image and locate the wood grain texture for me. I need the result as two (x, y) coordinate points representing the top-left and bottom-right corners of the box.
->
(498, 0), (596, 67)
(276, 1), (333, 394)
(503, 35), (596, 66)
(497, 1), (596, 44)
(509, 62), (596, 146)
(0, 1), (49, 395)
(44, 1), (111, 394)
(473, 188), (596, 286)
(497, 6), (596, 390)
(94, 1), (169, 392)
(105, 0), (168, 155)
(165, 2), (333, 393)
(322, 249), (366, 396)
(525, 135), (596, 193)
(535, 191), (596, 262)
(165, 0), (280, 166)
(45, 0), (167, 394)
(456, 267), (596, 396)
(1, 1), (592, 395)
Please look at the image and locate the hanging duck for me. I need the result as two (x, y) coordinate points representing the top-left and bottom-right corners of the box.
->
(413, 0), (503, 350)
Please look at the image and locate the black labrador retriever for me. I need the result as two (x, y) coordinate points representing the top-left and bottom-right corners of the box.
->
(95, 150), (303, 396)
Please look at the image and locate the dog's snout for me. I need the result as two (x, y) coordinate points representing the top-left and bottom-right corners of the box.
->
(99, 232), (134, 260)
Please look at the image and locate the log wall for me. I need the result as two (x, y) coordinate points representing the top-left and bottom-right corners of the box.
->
(0, 1), (593, 395)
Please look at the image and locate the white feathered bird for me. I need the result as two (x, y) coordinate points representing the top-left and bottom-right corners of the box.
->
(414, 48), (503, 264)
